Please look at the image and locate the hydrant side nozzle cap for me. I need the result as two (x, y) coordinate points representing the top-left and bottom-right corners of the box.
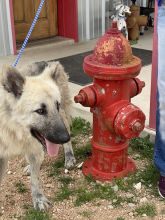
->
(74, 94), (84, 103)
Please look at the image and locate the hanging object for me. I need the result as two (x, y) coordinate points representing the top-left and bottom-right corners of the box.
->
(126, 3), (148, 41)
(111, 4), (131, 39)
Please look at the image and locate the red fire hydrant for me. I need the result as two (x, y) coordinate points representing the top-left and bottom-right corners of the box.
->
(74, 22), (146, 181)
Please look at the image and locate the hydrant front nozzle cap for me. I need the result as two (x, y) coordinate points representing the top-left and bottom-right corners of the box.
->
(132, 121), (143, 132)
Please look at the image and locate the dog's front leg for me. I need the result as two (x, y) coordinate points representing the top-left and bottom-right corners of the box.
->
(0, 158), (8, 183)
(26, 151), (50, 211)
(63, 141), (76, 169)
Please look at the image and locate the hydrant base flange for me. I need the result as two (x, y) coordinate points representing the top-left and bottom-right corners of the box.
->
(82, 157), (136, 181)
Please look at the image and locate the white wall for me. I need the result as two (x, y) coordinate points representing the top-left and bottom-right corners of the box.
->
(77, 0), (106, 41)
(0, 0), (14, 56)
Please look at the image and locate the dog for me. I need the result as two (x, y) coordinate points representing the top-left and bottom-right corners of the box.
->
(111, 4), (131, 39)
(0, 61), (76, 210)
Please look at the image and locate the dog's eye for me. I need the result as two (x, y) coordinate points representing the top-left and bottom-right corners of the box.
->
(56, 101), (60, 112)
(35, 103), (47, 115)
(35, 108), (47, 115)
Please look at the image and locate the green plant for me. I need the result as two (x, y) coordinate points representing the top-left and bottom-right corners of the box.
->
(74, 142), (91, 161)
(49, 159), (64, 177)
(113, 136), (159, 195)
(58, 176), (74, 185)
(74, 183), (121, 207)
(134, 203), (157, 217)
(114, 163), (159, 195)
(71, 117), (91, 137)
(74, 188), (98, 206)
(85, 174), (96, 183)
(116, 217), (125, 220)
(15, 181), (27, 193)
(22, 208), (50, 220)
(79, 210), (93, 219)
(129, 135), (154, 160)
(52, 135), (159, 210)
(54, 186), (74, 202)
(114, 174), (138, 192)
(139, 163), (159, 187)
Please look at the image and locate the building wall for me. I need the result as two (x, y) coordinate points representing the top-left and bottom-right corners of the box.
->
(0, 0), (148, 56)
(77, 0), (106, 41)
(0, 0), (13, 56)
(77, 0), (141, 41)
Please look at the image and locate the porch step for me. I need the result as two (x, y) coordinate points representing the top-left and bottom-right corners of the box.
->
(17, 36), (74, 52)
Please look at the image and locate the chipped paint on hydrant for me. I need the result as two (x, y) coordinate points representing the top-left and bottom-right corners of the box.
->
(74, 21), (146, 181)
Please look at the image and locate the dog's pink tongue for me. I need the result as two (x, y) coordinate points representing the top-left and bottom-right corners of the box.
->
(45, 139), (59, 157)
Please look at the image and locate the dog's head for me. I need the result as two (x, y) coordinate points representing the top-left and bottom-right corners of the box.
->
(116, 4), (131, 17)
(1, 62), (70, 156)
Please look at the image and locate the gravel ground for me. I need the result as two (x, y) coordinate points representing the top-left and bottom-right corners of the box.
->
(0, 133), (165, 220)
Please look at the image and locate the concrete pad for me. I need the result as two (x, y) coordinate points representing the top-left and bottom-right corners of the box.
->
(132, 64), (152, 127)
(132, 27), (153, 51)
(0, 38), (97, 69)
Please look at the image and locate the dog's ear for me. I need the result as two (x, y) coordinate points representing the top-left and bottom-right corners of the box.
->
(1, 66), (25, 98)
(47, 62), (71, 111)
(48, 61), (69, 84)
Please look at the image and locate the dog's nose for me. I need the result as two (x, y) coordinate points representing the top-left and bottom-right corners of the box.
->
(46, 128), (70, 144)
(60, 131), (70, 143)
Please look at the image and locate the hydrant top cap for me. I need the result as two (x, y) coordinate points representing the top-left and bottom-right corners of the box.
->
(93, 22), (133, 66)
(83, 22), (141, 79)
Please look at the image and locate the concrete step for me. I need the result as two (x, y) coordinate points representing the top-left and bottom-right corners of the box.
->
(17, 36), (74, 52)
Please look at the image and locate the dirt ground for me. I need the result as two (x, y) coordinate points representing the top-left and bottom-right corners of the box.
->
(0, 134), (165, 220)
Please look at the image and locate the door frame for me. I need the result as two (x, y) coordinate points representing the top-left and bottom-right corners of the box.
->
(10, 0), (78, 55)
(57, 0), (78, 42)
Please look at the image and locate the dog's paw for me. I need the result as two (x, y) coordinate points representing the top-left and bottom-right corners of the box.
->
(65, 154), (76, 169)
(23, 165), (31, 176)
(33, 194), (51, 211)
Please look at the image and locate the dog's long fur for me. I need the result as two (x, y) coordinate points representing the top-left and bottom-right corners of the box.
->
(0, 61), (76, 210)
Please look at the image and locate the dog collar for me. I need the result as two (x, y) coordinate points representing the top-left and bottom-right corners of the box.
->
(118, 15), (126, 19)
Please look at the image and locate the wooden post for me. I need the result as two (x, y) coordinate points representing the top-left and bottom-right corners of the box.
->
(149, 0), (158, 130)
(58, 0), (78, 42)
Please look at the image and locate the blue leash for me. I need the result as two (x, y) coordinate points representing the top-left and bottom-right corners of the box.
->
(12, 0), (45, 67)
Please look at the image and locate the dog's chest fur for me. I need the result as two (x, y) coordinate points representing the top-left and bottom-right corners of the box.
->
(0, 123), (37, 157)
(0, 104), (40, 158)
